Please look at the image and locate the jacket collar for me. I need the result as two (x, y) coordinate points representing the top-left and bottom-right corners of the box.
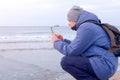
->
(71, 10), (100, 31)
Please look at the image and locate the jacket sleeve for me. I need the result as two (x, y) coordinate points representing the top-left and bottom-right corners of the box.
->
(54, 26), (97, 56)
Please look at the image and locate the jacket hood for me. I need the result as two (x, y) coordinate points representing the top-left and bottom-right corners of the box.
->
(72, 10), (100, 30)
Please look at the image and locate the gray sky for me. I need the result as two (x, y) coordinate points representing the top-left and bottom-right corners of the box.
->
(0, 0), (120, 26)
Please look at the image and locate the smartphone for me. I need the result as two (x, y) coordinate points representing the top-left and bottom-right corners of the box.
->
(50, 27), (54, 33)
(50, 25), (59, 33)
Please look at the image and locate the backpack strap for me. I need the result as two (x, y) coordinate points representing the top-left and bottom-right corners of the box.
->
(79, 20), (119, 48)
(77, 20), (102, 27)
(78, 20), (111, 50)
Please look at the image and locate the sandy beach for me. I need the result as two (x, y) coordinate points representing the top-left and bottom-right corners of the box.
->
(0, 49), (119, 80)
(0, 55), (48, 80)
(0, 49), (75, 80)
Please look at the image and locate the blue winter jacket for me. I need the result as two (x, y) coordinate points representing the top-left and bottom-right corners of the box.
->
(54, 10), (118, 80)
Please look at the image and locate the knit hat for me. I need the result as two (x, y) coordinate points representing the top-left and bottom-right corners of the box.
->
(67, 5), (83, 22)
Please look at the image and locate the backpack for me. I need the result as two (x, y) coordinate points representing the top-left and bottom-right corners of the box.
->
(82, 20), (120, 57)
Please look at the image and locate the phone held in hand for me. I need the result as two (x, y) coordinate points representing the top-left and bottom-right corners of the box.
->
(50, 25), (59, 34)
(50, 27), (54, 33)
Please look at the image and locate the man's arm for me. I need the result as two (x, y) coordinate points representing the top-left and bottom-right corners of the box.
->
(54, 26), (96, 56)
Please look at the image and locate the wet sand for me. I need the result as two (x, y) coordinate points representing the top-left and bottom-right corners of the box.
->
(109, 71), (120, 80)
(0, 49), (75, 80)
(0, 49), (119, 80)
(0, 56), (53, 80)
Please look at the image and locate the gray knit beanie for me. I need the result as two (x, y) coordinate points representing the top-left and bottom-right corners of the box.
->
(67, 5), (83, 22)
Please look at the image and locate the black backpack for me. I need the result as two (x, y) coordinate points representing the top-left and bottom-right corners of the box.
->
(82, 20), (120, 57)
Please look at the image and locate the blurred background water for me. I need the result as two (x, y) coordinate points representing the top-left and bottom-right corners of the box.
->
(0, 26), (76, 80)
(0, 26), (76, 51)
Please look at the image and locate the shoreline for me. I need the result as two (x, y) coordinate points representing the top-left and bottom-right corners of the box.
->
(0, 49), (120, 80)
(0, 55), (74, 80)
(0, 56), (54, 80)
(0, 49), (68, 80)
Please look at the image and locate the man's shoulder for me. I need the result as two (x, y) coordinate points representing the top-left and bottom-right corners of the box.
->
(78, 22), (101, 31)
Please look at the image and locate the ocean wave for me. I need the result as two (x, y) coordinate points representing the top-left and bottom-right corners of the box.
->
(22, 32), (51, 34)
(0, 41), (53, 51)
(0, 34), (75, 43)
(0, 48), (54, 51)
(0, 35), (51, 42)
(0, 40), (51, 44)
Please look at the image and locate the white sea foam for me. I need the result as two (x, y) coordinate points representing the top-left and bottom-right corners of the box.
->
(0, 26), (75, 50)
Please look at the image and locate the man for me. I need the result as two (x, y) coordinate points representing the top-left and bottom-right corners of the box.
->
(51, 5), (118, 80)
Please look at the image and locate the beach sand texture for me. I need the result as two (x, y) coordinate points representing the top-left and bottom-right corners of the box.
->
(0, 49), (119, 80)
(0, 56), (50, 80)
(109, 71), (120, 80)
(0, 50), (72, 80)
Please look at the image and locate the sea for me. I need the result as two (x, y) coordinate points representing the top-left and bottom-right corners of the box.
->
(0, 26), (76, 51)
(0, 26), (76, 80)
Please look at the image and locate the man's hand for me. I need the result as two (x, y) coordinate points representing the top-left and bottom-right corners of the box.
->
(52, 34), (63, 43)
(57, 34), (63, 40)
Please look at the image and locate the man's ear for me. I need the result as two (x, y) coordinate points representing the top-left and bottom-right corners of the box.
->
(68, 21), (76, 27)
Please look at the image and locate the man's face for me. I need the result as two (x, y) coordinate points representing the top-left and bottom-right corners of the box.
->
(68, 21), (76, 28)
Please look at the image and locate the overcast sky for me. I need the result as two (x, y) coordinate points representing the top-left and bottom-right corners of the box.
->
(0, 0), (120, 26)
